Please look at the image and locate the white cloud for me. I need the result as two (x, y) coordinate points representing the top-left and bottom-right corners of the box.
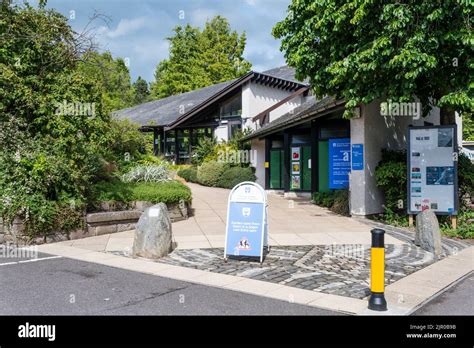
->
(100, 17), (149, 39)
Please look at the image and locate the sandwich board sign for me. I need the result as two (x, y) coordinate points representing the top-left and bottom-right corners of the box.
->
(224, 182), (268, 263)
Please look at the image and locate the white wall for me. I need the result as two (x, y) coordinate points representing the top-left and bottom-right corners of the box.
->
(349, 101), (461, 216)
(242, 81), (305, 131)
(250, 138), (265, 187)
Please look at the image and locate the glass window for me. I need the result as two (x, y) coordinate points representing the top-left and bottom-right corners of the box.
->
(319, 126), (349, 139)
(220, 94), (242, 118)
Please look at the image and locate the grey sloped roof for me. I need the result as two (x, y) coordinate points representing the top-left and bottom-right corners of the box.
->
(112, 79), (237, 127)
(242, 96), (345, 140)
(113, 65), (307, 128)
(261, 65), (309, 84)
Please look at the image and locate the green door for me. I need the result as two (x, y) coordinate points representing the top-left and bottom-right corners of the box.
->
(269, 149), (283, 189)
(318, 141), (329, 192)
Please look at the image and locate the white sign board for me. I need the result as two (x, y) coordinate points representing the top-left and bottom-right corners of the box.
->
(408, 126), (458, 215)
(224, 182), (268, 263)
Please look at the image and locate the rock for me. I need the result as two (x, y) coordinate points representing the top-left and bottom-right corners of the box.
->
(415, 210), (442, 256)
(133, 203), (173, 259)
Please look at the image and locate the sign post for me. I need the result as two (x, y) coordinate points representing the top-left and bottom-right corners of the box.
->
(224, 182), (268, 263)
(407, 126), (458, 219)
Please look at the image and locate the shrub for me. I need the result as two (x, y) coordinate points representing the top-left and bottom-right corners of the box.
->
(374, 149), (407, 212)
(192, 137), (217, 166)
(458, 153), (474, 203)
(177, 168), (198, 183)
(312, 190), (350, 216)
(217, 167), (256, 189)
(331, 190), (350, 216)
(197, 161), (228, 187)
(93, 180), (191, 206)
(121, 165), (170, 183)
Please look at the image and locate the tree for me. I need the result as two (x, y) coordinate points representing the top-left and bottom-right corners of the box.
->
(273, 1), (473, 123)
(132, 76), (150, 105)
(78, 51), (134, 115)
(0, 2), (112, 236)
(151, 16), (252, 99)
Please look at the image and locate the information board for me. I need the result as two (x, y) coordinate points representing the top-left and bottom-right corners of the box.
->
(408, 126), (458, 215)
(351, 144), (364, 170)
(224, 182), (268, 262)
(329, 138), (351, 189)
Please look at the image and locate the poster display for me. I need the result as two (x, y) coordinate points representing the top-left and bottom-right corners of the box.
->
(329, 138), (351, 189)
(224, 182), (268, 262)
(291, 147), (301, 189)
(351, 144), (364, 170)
(408, 126), (458, 215)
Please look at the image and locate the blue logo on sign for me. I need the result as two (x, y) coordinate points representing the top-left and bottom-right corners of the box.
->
(245, 187), (251, 193)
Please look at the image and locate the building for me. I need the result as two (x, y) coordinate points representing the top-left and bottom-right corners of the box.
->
(114, 66), (463, 216)
(113, 66), (309, 164)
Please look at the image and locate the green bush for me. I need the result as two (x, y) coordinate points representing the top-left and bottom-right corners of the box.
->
(331, 190), (350, 216)
(374, 149), (407, 212)
(93, 180), (191, 206)
(312, 190), (350, 216)
(458, 153), (474, 202)
(217, 167), (256, 189)
(440, 208), (474, 239)
(177, 168), (198, 183)
(197, 161), (228, 187)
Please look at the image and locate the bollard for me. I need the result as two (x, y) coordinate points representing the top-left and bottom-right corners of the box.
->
(368, 228), (387, 311)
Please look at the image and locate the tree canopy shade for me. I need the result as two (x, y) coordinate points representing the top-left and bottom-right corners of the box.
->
(273, 0), (473, 123)
(151, 16), (252, 99)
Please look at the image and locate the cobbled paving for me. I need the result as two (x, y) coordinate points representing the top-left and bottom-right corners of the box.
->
(151, 243), (458, 299)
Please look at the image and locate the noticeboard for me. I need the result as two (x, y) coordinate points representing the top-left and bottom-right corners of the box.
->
(329, 138), (351, 189)
(224, 182), (268, 262)
(407, 126), (458, 215)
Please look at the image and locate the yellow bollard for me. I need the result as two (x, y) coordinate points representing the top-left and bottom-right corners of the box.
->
(368, 228), (387, 311)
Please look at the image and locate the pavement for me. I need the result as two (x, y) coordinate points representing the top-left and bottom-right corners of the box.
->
(4, 183), (474, 315)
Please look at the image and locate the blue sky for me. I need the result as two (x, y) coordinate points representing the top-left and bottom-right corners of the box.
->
(28, 0), (291, 83)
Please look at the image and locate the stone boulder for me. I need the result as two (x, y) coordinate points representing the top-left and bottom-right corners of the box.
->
(133, 203), (173, 259)
(415, 210), (442, 256)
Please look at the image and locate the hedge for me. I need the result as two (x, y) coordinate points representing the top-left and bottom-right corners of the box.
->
(312, 190), (350, 216)
(217, 167), (256, 189)
(177, 167), (198, 183)
(93, 180), (192, 205)
(197, 161), (228, 186)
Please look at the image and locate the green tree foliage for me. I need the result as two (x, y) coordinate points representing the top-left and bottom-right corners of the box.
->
(132, 76), (150, 104)
(273, 1), (473, 122)
(0, 2), (111, 236)
(151, 16), (252, 98)
(78, 51), (133, 115)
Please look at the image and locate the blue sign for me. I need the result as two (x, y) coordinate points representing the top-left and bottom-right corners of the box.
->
(329, 138), (351, 189)
(224, 182), (267, 262)
(351, 144), (364, 170)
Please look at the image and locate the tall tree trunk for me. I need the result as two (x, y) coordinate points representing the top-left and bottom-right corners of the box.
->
(440, 105), (456, 125)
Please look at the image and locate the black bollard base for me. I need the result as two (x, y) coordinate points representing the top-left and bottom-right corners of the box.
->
(368, 292), (387, 311)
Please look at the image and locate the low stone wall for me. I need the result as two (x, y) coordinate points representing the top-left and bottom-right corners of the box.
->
(0, 201), (190, 245)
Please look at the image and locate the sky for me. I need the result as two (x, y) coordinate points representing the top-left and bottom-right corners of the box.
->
(28, 0), (291, 83)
